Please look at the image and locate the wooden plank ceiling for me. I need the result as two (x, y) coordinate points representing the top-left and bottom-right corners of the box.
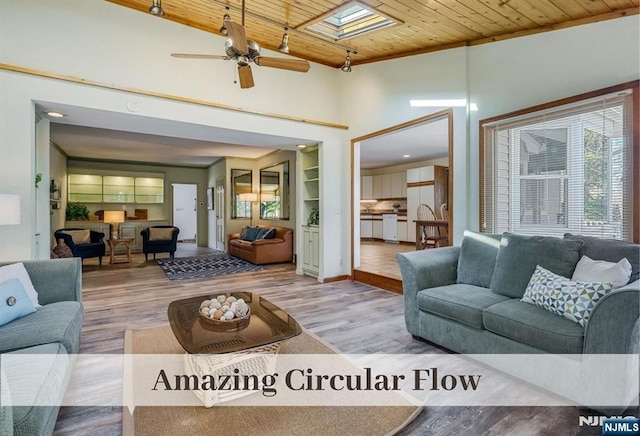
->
(107, 0), (639, 68)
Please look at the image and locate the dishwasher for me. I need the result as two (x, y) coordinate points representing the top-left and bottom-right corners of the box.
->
(382, 214), (398, 242)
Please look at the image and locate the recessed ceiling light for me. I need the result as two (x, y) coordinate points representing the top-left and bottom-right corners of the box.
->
(297, 144), (307, 149)
(403, 154), (410, 158)
(45, 111), (65, 118)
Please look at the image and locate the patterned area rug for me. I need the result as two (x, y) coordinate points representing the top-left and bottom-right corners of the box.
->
(156, 252), (264, 280)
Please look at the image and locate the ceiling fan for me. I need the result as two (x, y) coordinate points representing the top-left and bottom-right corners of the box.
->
(171, 0), (310, 89)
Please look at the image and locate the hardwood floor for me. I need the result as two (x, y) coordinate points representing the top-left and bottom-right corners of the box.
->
(358, 240), (415, 281)
(54, 244), (609, 435)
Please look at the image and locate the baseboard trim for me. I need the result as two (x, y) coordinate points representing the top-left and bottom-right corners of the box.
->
(353, 269), (403, 294)
(322, 274), (350, 283)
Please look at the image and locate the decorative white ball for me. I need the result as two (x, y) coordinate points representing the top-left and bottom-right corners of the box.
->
(221, 305), (229, 312)
(201, 300), (211, 308)
(226, 296), (237, 304)
(224, 311), (235, 320)
(209, 300), (221, 309)
(200, 307), (210, 316)
(216, 295), (227, 303)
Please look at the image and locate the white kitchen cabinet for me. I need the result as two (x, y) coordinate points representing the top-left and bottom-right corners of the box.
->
(397, 220), (408, 242)
(361, 176), (373, 200)
(372, 175), (382, 199)
(401, 171), (407, 197)
(390, 172), (402, 198)
(360, 219), (373, 238)
(405, 165), (448, 244)
(419, 166), (434, 182)
(372, 220), (383, 239)
(406, 168), (420, 183)
(380, 174), (391, 198)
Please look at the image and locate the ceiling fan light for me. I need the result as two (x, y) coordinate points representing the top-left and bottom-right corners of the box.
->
(220, 13), (231, 35)
(148, 0), (164, 16)
(278, 28), (290, 54)
(341, 53), (352, 73)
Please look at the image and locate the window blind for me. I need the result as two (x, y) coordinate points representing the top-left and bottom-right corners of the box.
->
(481, 86), (636, 241)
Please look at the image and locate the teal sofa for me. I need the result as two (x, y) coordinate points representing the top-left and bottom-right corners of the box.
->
(397, 232), (640, 411)
(0, 258), (84, 436)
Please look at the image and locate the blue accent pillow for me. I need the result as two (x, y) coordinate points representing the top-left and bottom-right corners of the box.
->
(260, 228), (277, 239)
(489, 233), (583, 298)
(0, 278), (36, 327)
(241, 226), (262, 242)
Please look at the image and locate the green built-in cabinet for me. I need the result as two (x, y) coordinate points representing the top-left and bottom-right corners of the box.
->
(68, 174), (164, 204)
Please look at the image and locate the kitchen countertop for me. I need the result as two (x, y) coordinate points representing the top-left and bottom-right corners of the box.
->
(360, 211), (407, 217)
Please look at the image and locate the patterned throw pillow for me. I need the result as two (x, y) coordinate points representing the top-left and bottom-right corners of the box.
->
(255, 228), (276, 240)
(521, 265), (614, 327)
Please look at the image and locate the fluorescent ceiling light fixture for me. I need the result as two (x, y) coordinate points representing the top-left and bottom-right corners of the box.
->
(409, 99), (479, 111)
(403, 154), (410, 158)
(45, 111), (65, 118)
(304, 1), (400, 41)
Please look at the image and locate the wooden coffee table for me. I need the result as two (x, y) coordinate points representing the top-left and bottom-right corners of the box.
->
(167, 292), (302, 406)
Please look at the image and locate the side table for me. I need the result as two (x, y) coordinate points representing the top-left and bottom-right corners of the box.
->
(107, 238), (134, 264)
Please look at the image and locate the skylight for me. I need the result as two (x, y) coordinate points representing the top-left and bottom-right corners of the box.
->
(303, 1), (399, 41)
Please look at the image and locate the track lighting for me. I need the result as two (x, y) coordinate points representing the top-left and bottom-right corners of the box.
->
(220, 8), (231, 35)
(278, 27), (290, 54)
(148, 0), (164, 16)
(341, 50), (353, 73)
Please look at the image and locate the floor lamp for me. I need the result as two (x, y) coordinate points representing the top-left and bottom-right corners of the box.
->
(238, 193), (258, 226)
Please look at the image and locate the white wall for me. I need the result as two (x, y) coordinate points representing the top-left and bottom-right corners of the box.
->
(0, 0), (341, 123)
(341, 16), (639, 243)
(0, 0), (638, 271)
(466, 16), (640, 230)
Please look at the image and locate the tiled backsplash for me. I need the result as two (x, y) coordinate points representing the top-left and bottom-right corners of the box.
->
(361, 199), (407, 212)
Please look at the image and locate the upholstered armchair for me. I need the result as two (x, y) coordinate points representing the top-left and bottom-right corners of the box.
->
(140, 226), (180, 260)
(54, 228), (106, 265)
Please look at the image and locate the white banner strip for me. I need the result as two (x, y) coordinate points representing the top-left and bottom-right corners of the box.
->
(1, 353), (637, 410)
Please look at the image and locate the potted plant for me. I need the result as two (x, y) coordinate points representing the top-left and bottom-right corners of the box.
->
(50, 179), (59, 200)
(392, 202), (401, 213)
(65, 203), (90, 221)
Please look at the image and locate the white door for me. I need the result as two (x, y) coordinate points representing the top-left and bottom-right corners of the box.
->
(172, 183), (197, 242)
(215, 183), (225, 251)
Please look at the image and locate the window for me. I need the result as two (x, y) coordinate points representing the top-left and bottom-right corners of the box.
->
(480, 82), (638, 242)
(303, 1), (399, 41)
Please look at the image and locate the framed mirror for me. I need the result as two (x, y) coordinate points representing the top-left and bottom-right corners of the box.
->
(231, 169), (253, 219)
(260, 161), (289, 220)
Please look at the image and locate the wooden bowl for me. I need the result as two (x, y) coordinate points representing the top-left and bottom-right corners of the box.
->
(198, 308), (251, 332)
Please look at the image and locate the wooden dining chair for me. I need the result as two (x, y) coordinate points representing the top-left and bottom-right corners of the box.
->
(416, 204), (447, 249)
(440, 203), (449, 221)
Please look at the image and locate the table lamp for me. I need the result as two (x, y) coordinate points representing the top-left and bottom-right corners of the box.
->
(0, 194), (21, 225)
(104, 210), (125, 239)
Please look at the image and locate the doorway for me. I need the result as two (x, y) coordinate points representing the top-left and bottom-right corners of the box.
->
(172, 183), (198, 243)
(351, 109), (454, 292)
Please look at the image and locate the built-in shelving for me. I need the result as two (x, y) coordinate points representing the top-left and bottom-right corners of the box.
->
(300, 146), (321, 278)
(67, 173), (164, 204)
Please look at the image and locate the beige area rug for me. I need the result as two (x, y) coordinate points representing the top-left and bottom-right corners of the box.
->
(123, 325), (422, 436)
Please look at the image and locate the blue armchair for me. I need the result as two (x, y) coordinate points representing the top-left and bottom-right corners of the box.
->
(140, 226), (180, 260)
(54, 228), (106, 265)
